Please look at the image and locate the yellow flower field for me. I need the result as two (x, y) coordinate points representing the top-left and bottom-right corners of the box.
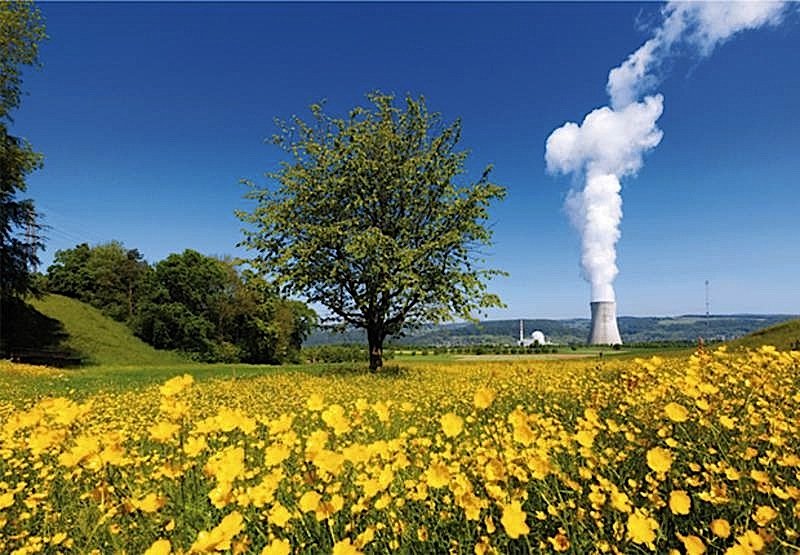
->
(1, 347), (799, 554)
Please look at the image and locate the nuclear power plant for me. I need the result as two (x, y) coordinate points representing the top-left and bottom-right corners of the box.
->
(588, 301), (622, 345)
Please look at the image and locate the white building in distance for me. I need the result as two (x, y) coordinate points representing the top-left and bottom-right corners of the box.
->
(518, 320), (550, 347)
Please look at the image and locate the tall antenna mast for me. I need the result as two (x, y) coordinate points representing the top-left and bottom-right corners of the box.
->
(705, 280), (710, 335)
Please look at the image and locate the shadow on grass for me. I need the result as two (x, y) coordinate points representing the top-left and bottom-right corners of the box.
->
(0, 297), (85, 365)
(308, 362), (409, 379)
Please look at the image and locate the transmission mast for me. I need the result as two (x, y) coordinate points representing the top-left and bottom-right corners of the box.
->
(705, 280), (710, 336)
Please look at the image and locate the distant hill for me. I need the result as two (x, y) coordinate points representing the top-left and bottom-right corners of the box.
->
(3, 294), (186, 366)
(727, 318), (800, 351)
(305, 314), (799, 347)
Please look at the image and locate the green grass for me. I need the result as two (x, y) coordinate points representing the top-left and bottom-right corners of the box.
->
(392, 344), (695, 363)
(727, 317), (800, 351)
(0, 360), (410, 404)
(0, 362), (275, 402)
(26, 294), (187, 366)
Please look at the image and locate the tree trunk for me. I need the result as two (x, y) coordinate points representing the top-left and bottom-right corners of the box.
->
(367, 325), (383, 372)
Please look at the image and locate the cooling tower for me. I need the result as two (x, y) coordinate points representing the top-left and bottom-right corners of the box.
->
(588, 301), (622, 345)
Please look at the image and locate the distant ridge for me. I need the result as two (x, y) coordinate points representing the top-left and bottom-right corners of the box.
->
(305, 314), (799, 347)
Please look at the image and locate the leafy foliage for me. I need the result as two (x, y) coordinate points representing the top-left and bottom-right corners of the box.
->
(43, 243), (316, 363)
(46, 242), (149, 321)
(239, 93), (506, 370)
(0, 0), (47, 302)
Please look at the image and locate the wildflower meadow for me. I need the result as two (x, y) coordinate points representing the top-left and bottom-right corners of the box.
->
(1, 346), (799, 554)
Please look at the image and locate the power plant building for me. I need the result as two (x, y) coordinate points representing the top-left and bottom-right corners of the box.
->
(518, 320), (550, 346)
(588, 301), (622, 345)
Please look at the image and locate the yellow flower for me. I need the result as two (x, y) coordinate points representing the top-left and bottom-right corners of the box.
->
(575, 430), (595, 448)
(627, 510), (658, 545)
(149, 421), (181, 443)
(425, 463), (450, 488)
(144, 539), (172, 555)
(548, 529), (570, 552)
(160, 398), (189, 420)
(133, 492), (167, 513)
(677, 533), (706, 555)
(356, 527), (376, 548)
(473, 387), (496, 409)
(190, 511), (244, 553)
(372, 401), (390, 422)
(474, 536), (491, 555)
(732, 530), (764, 552)
(753, 505), (777, 527)
(184, 435), (207, 458)
(160, 374), (193, 396)
(646, 446), (673, 473)
(664, 402), (689, 422)
(268, 503), (292, 528)
(268, 413), (294, 434)
(610, 489), (632, 513)
(299, 490), (321, 513)
(332, 538), (363, 555)
(669, 490), (691, 515)
(440, 412), (464, 438)
(307, 393), (325, 411)
(204, 446), (246, 483)
(321, 404), (350, 435)
(264, 443), (291, 467)
(501, 501), (530, 539)
(0, 491), (14, 510)
(261, 538), (291, 555)
(719, 415), (737, 430)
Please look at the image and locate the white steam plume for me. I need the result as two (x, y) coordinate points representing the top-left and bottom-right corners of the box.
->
(546, 1), (790, 302)
(608, 2), (789, 109)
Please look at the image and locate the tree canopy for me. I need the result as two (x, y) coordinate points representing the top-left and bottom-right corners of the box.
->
(238, 93), (506, 370)
(44, 243), (316, 363)
(0, 0), (47, 302)
(47, 241), (148, 321)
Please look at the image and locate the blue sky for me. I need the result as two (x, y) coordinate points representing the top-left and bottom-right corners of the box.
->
(16, 2), (800, 319)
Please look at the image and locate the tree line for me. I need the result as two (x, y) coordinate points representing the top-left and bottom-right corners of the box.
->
(41, 242), (316, 363)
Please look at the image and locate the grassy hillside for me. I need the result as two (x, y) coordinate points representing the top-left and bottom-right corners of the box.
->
(727, 318), (800, 351)
(19, 294), (186, 366)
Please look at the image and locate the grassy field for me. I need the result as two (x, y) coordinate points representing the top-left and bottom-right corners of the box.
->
(2, 296), (798, 552)
(2, 345), (799, 554)
(393, 344), (697, 363)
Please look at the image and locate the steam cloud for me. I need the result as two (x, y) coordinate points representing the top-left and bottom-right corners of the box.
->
(545, 1), (791, 302)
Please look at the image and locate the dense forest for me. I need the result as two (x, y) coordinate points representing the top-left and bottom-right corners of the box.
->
(40, 241), (316, 363)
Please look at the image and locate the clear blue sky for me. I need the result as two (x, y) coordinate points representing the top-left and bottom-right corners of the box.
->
(15, 2), (800, 319)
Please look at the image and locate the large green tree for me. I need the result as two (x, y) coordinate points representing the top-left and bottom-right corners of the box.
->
(47, 241), (149, 321)
(0, 1), (46, 302)
(239, 93), (506, 371)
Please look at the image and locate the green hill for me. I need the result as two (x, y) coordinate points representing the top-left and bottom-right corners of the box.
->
(4, 294), (186, 366)
(727, 318), (800, 351)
